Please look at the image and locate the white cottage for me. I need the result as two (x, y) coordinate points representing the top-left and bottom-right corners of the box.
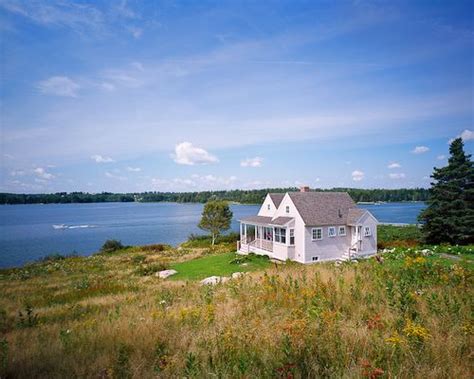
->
(238, 187), (378, 263)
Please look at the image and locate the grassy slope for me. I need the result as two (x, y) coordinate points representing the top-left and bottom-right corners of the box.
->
(170, 252), (271, 280)
(0, 229), (472, 378)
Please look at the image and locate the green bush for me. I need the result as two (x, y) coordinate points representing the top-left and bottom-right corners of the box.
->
(100, 240), (125, 253)
(135, 262), (169, 276)
(140, 244), (169, 252)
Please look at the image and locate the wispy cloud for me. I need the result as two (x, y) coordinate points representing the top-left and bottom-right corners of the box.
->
(351, 170), (364, 181)
(37, 76), (80, 97)
(105, 171), (127, 180)
(389, 172), (406, 179)
(437, 154), (446, 160)
(241, 157), (263, 167)
(0, 0), (103, 34)
(151, 174), (236, 191)
(34, 167), (55, 180)
(172, 142), (218, 166)
(91, 154), (114, 163)
(411, 146), (429, 154)
(126, 166), (141, 172)
(387, 162), (401, 169)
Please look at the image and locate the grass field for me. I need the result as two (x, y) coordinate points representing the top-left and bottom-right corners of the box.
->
(170, 252), (271, 280)
(0, 227), (472, 378)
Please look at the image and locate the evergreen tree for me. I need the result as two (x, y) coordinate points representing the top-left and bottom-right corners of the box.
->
(198, 200), (233, 245)
(419, 138), (474, 244)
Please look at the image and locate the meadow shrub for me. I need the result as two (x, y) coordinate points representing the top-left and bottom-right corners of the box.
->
(135, 262), (169, 276)
(140, 244), (169, 252)
(16, 304), (38, 328)
(100, 239), (124, 253)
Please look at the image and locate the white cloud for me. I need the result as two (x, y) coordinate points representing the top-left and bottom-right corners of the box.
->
(460, 129), (474, 141)
(449, 129), (474, 144)
(128, 26), (143, 39)
(151, 174), (236, 191)
(37, 76), (80, 97)
(91, 154), (115, 163)
(126, 166), (141, 172)
(173, 142), (218, 165)
(351, 170), (364, 181)
(0, 1), (104, 34)
(411, 146), (429, 154)
(437, 154), (446, 160)
(387, 162), (401, 169)
(10, 170), (25, 177)
(240, 157), (263, 167)
(34, 167), (55, 180)
(131, 61), (144, 71)
(100, 82), (116, 91)
(389, 172), (406, 179)
(105, 171), (127, 181)
(422, 176), (430, 180)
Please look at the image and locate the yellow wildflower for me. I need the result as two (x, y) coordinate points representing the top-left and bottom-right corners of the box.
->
(403, 320), (431, 341)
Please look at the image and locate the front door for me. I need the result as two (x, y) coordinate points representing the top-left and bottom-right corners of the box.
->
(351, 226), (361, 247)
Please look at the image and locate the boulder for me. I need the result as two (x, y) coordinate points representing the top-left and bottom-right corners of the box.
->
(231, 272), (244, 279)
(200, 276), (230, 285)
(156, 269), (177, 279)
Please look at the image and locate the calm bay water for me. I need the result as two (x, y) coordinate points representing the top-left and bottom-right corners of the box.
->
(0, 201), (425, 268)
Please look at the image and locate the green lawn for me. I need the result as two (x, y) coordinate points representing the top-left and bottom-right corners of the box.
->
(170, 252), (272, 281)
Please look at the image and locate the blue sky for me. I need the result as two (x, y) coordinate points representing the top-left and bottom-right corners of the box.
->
(0, 0), (472, 193)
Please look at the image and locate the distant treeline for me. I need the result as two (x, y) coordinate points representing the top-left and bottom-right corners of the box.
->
(0, 188), (429, 205)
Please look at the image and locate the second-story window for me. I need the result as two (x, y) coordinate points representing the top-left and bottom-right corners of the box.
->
(267, 204), (270, 210)
(286, 205), (290, 213)
(328, 226), (336, 237)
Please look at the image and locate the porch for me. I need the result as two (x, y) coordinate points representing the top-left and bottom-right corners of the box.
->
(237, 216), (295, 259)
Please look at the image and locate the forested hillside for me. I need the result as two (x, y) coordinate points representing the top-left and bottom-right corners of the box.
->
(0, 187), (429, 205)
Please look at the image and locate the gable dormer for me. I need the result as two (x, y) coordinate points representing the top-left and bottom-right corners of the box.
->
(257, 193), (284, 217)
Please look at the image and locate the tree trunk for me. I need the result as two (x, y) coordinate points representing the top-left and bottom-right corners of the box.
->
(211, 233), (216, 246)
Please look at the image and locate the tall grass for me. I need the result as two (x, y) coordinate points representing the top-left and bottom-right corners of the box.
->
(0, 243), (472, 378)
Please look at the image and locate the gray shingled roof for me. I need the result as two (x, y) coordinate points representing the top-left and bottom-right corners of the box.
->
(347, 208), (366, 225)
(287, 192), (358, 226)
(239, 215), (294, 226)
(239, 215), (273, 224)
(269, 193), (284, 208)
(270, 216), (294, 225)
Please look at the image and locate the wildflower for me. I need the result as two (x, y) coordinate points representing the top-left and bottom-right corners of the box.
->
(403, 320), (431, 341)
(385, 332), (406, 347)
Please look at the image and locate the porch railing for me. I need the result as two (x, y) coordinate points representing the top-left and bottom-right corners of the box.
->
(241, 237), (273, 252)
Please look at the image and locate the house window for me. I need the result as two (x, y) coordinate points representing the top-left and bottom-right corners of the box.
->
(364, 226), (371, 237)
(289, 229), (295, 245)
(285, 205), (290, 213)
(275, 228), (286, 244)
(263, 227), (273, 241)
(267, 204), (270, 210)
(312, 228), (322, 240)
(328, 226), (336, 237)
(338, 226), (346, 236)
(312, 256), (319, 262)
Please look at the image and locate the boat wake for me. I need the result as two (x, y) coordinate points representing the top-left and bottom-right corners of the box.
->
(52, 224), (96, 230)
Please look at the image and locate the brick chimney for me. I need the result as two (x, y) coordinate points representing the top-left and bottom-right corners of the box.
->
(300, 186), (310, 192)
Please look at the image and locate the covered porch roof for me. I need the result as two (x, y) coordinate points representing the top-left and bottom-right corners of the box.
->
(239, 215), (294, 226)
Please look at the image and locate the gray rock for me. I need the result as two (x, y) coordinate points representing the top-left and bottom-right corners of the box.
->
(200, 276), (230, 285)
(156, 269), (177, 279)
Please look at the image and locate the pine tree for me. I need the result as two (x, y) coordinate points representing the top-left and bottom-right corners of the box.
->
(419, 138), (474, 244)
